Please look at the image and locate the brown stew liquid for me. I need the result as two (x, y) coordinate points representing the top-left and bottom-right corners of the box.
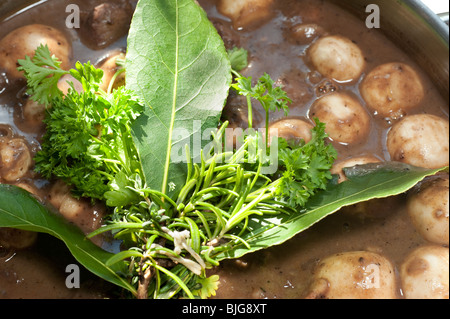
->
(0, 0), (448, 299)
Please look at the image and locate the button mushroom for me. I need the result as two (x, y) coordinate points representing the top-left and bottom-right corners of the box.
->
(309, 92), (371, 145)
(0, 228), (38, 250)
(360, 62), (424, 119)
(400, 245), (449, 299)
(47, 180), (105, 236)
(386, 114), (449, 169)
(330, 155), (381, 183)
(96, 50), (126, 93)
(22, 99), (46, 126)
(308, 35), (365, 83)
(407, 175), (449, 246)
(57, 74), (84, 96)
(78, 1), (134, 50)
(217, 0), (275, 30)
(0, 24), (72, 79)
(0, 138), (32, 182)
(289, 23), (326, 45)
(306, 251), (398, 299)
(267, 118), (314, 145)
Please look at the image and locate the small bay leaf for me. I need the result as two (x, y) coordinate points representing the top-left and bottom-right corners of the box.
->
(214, 163), (447, 260)
(0, 184), (136, 295)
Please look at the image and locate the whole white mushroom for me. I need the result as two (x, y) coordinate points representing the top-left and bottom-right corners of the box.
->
(97, 50), (126, 92)
(306, 251), (398, 299)
(0, 227), (38, 250)
(400, 245), (449, 299)
(308, 35), (365, 83)
(407, 175), (449, 245)
(0, 138), (32, 182)
(57, 74), (83, 96)
(330, 155), (381, 183)
(309, 92), (371, 145)
(15, 181), (42, 201)
(360, 62), (424, 118)
(387, 114), (449, 169)
(217, 0), (275, 30)
(47, 180), (104, 235)
(0, 24), (71, 79)
(289, 23), (326, 45)
(267, 118), (314, 145)
(22, 99), (46, 126)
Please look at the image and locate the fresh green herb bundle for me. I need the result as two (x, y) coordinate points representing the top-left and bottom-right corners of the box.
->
(15, 40), (337, 298)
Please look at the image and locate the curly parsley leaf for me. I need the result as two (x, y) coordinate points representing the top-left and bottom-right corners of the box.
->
(276, 119), (338, 208)
(69, 60), (104, 93)
(231, 72), (291, 116)
(228, 47), (248, 72)
(22, 45), (144, 202)
(17, 44), (69, 106)
(231, 72), (292, 146)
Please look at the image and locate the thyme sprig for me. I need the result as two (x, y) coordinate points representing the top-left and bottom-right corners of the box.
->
(88, 122), (285, 298)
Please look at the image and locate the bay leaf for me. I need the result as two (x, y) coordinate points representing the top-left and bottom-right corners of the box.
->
(126, 0), (232, 197)
(0, 184), (136, 295)
(214, 163), (447, 260)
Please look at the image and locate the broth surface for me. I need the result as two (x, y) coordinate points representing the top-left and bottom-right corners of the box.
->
(0, 0), (448, 299)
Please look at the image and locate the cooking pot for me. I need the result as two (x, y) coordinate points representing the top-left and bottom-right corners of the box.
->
(1, 0), (448, 96)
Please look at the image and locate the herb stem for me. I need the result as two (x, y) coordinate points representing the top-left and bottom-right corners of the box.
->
(265, 111), (270, 150)
(153, 264), (195, 299)
(247, 96), (253, 129)
(107, 68), (125, 94)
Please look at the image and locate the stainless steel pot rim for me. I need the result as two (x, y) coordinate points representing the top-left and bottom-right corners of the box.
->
(408, 0), (449, 43)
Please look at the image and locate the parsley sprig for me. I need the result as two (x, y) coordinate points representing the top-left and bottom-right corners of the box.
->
(276, 119), (337, 208)
(228, 47), (292, 148)
(19, 45), (144, 202)
(17, 44), (69, 105)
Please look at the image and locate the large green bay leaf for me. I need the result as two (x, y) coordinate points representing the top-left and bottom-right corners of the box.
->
(214, 163), (448, 261)
(126, 0), (232, 197)
(0, 184), (136, 295)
